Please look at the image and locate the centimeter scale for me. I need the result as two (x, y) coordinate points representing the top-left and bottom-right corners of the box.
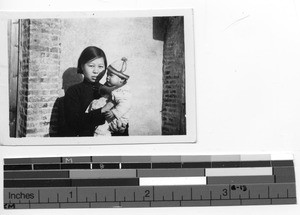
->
(3, 154), (297, 209)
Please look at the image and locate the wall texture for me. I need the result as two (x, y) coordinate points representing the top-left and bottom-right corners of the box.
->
(16, 19), (30, 137)
(17, 19), (62, 137)
(161, 17), (186, 135)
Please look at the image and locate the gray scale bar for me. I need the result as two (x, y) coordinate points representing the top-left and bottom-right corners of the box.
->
(273, 166), (295, 183)
(4, 157), (61, 165)
(121, 156), (152, 162)
(151, 156), (182, 163)
(62, 157), (92, 163)
(207, 176), (275, 185)
(69, 169), (136, 179)
(92, 156), (122, 162)
(138, 168), (205, 177)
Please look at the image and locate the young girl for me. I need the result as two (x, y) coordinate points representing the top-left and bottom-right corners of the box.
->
(64, 46), (123, 136)
(86, 57), (131, 136)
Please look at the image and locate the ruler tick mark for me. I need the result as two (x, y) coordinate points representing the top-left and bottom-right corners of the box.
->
(134, 192), (136, 201)
(38, 190), (40, 203)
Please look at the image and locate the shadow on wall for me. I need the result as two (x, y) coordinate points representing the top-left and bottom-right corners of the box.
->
(49, 67), (83, 137)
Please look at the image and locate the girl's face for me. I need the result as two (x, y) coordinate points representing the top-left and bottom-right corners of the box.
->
(106, 71), (124, 87)
(82, 57), (105, 83)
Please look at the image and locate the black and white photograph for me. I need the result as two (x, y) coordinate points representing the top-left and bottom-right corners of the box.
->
(0, 10), (196, 145)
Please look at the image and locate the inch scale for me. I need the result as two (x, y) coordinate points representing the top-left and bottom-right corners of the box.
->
(4, 183), (296, 209)
(3, 154), (297, 209)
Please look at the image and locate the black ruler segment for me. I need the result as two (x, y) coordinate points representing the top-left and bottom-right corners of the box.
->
(4, 165), (32, 171)
(271, 160), (294, 167)
(3, 155), (296, 209)
(4, 171), (70, 179)
(212, 162), (241, 168)
(61, 164), (90, 169)
(121, 163), (151, 169)
(182, 162), (211, 168)
(34, 164), (61, 170)
(152, 162), (182, 168)
(4, 178), (139, 188)
(92, 163), (119, 169)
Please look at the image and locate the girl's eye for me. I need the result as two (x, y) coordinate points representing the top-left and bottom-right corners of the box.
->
(88, 64), (94, 67)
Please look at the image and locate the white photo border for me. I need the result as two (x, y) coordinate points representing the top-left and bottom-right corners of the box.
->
(0, 9), (197, 145)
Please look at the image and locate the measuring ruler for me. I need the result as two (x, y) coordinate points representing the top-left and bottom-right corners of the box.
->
(3, 154), (297, 209)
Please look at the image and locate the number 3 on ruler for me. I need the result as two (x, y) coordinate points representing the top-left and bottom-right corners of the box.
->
(222, 189), (228, 196)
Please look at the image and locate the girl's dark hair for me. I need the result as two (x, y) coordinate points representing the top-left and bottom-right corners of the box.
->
(77, 46), (107, 74)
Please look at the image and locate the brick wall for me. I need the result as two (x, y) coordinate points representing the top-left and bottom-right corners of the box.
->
(16, 19), (30, 137)
(162, 17), (186, 135)
(17, 19), (62, 137)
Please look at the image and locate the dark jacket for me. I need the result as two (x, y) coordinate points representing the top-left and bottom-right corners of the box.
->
(63, 80), (105, 136)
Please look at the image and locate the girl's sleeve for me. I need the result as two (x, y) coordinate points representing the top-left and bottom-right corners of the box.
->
(110, 88), (131, 120)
